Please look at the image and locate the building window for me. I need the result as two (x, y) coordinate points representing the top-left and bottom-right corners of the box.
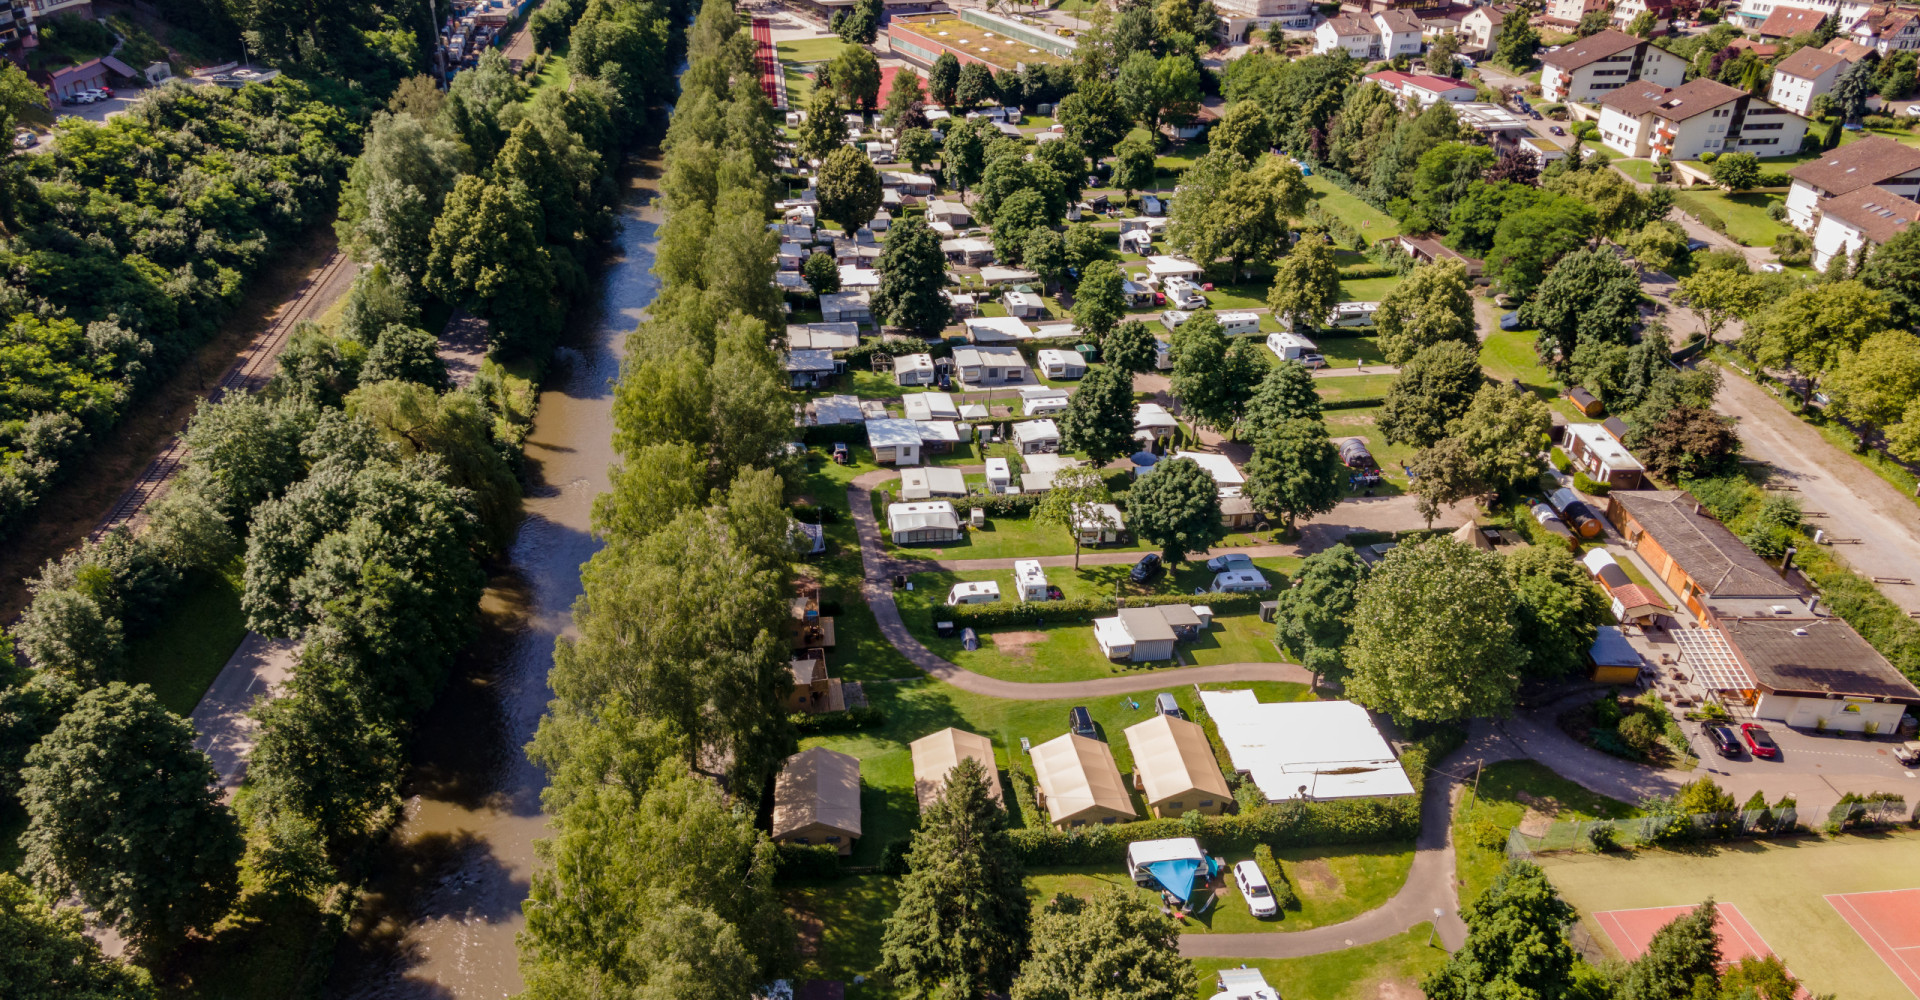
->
(795, 837), (810, 844)
(826, 836), (842, 843)
(1169, 801), (1183, 809)
(1200, 800), (1215, 807)
(1102, 816), (1117, 824)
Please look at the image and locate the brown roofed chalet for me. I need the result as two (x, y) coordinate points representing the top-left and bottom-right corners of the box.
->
(1717, 615), (1920, 701)
(1756, 5), (1823, 37)
(1788, 135), (1920, 195)
(908, 727), (1005, 811)
(1540, 28), (1642, 70)
(1376, 8), (1425, 32)
(1610, 490), (1800, 599)
(1818, 185), (1920, 243)
(771, 746), (863, 842)
(1773, 44), (1846, 79)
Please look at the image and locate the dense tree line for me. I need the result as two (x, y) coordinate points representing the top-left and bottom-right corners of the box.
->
(516, 3), (804, 994)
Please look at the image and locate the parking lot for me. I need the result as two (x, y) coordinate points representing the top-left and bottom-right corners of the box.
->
(1683, 715), (1918, 785)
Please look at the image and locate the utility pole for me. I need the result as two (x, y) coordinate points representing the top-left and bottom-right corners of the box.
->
(1467, 758), (1484, 811)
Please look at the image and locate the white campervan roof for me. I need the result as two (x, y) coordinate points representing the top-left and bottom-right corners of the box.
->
(1126, 836), (1205, 867)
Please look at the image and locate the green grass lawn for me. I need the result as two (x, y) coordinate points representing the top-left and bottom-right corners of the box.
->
(1189, 925), (1450, 1000)
(1540, 830), (1920, 1000)
(1613, 159), (1657, 183)
(1303, 174), (1402, 240)
(891, 559), (1298, 683)
(1315, 373), (1396, 402)
(787, 875), (901, 997)
(779, 36), (848, 63)
(1449, 760), (1638, 906)
(1027, 839), (1415, 934)
(1673, 189), (1792, 248)
(1336, 276), (1401, 301)
(527, 52), (569, 95)
(1310, 334), (1389, 370)
(1323, 405), (1412, 493)
(123, 566), (249, 716)
(802, 679), (1316, 866)
(1479, 327), (1587, 422)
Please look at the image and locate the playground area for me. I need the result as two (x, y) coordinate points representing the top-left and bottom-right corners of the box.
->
(1538, 831), (1920, 1000)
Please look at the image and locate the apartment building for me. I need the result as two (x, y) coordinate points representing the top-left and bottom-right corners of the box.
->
(1545, 0), (1607, 27)
(1809, 186), (1920, 267)
(1785, 135), (1920, 230)
(1768, 45), (1853, 116)
(1732, 0), (1872, 29)
(1754, 4), (1825, 37)
(1540, 29), (1686, 102)
(1214, 0), (1316, 42)
(1848, 6), (1920, 56)
(1596, 77), (1807, 159)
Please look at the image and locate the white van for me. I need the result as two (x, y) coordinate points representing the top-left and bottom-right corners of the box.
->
(1210, 570), (1271, 593)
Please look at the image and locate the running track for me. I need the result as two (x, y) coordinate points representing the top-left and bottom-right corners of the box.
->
(752, 18), (780, 108)
(1827, 889), (1920, 1000)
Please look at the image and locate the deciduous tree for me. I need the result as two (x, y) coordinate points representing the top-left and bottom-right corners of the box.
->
(1034, 465), (1119, 569)
(0, 872), (155, 1000)
(1344, 539), (1525, 722)
(1448, 382), (1551, 490)
(1126, 456), (1226, 562)
(1241, 360), (1323, 441)
(1745, 280), (1892, 401)
(1267, 233), (1341, 331)
(817, 143), (884, 236)
(1425, 860), (1578, 1000)
(1827, 330), (1920, 448)
(1056, 78), (1131, 158)
(1621, 901), (1722, 1000)
(832, 44), (883, 110)
(1210, 99), (1274, 163)
(1274, 545), (1367, 688)
(1379, 341), (1485, 449)
(1243, 417), (1344, 534)
(1636, 405), (1738, 479)
(1505, 545), (1611, 679)
(873, 215), (952, 336)
(1057, 366), (1135, 470)
(1075, 259), (1127, 340)
(1522, 246), (1643, 373)
(1112, 133), (1159, 199)
(1375, 260), (1476, 365)
(1104, 319), (1161, 374)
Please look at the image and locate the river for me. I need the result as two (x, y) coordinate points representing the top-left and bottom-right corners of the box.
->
(325, 154), (660, 1000)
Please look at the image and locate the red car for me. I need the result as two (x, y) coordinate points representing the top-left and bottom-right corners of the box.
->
(1741, 723), (1779, 759)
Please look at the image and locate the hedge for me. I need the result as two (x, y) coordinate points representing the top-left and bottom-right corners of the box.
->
(1322, 396), (1386, 410)
(774, 842), (842, 882)
(790, 706), (888, 734)
(934, 590), (1272, 629)
(1003, 729), (1458, 866)
(1339, 526), (1456, 547)
(1252, 843), (1300, 913)
(799, 423), (866, 447)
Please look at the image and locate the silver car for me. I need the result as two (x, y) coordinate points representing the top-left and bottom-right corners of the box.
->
(1206, 552), (1254, 573)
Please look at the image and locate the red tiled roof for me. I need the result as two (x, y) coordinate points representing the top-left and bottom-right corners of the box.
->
(1755, 5), (1822, 37)
(1819, 184), (1920, 243)
(1540, 29), (1642, 70)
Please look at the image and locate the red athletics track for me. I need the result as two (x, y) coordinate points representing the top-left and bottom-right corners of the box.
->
(752, 18), (779, 106)
(1594, 903), (1776, 965)
(1827, 889), (1920, 1000)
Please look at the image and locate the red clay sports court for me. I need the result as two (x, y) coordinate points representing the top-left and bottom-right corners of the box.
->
(1826, 889), (1920, 999)
(1594, 903), (1778, 965)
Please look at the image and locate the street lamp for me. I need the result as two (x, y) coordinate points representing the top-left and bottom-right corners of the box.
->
(1429, 907), (1444, 947)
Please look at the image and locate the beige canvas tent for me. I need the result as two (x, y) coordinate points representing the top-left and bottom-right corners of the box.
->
(909, 727), (1005, 811)
(772, 747), (863, 855)
(1451, 520), (1494, 551)
(1123, 714), (1232, 818)
(1029, 733), (1136, 828)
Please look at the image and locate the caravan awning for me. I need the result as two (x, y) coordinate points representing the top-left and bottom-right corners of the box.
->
(1146, 858), (1202, 901)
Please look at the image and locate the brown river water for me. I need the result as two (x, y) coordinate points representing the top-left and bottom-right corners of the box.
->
(325, 155), (661, 1000)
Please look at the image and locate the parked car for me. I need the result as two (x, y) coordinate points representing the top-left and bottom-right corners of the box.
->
(1206, 552), (1254, 573)
(1895, 741), (1920, 767)
(1686, 239), (1711, 251)
(1130, 552), (1164, 584)
(1154, 693), (1185, 720)
(1705, 724), (1742, 758)
(831, 442), (849, 464)
(1296, 352), (1327, 369)
(1068, 706), (1098, 740)
(12, 130), (34, 149)
(1232, 861), (1279, 917)
(97, 85), (114, 99)
(63, 92), (93, 105)
(1741, 723), (1779, 759)
(1549, 125), (1566, 136)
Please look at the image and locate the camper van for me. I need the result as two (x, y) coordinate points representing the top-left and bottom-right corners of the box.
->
(1266, 331), (1319, 361)
(1126, 837), (1210, 893)
(946, 581), (1002, 605)
(1325, 301), (1380, 327)
(1216, 312), (1260, 336)
(1163, 277), (1206, 310)
(1013, 560), (1050, 602)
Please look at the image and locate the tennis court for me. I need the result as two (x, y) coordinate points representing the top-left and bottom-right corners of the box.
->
(1827, 889), (1920, 999)
(1594, 902), (1777, 965)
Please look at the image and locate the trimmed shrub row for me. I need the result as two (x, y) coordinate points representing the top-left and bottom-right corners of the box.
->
(1321, 396), (1386, 410)
(932, 591), (1272, 629)
(790, 706), (888, 734)
(1251, 843), (1300, 912)
(774, 842), (842, 881)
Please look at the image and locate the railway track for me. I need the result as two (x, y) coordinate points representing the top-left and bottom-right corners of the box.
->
(90, 250), (357, 540)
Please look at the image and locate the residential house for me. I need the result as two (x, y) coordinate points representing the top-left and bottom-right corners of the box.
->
(1563, 422), (1646, 490)
(894, 353), (937, 386)
(819, 290), (872, 325)
(1611, 0), (1675, 32)
(1012, 418), (1062, 454)
(927, 199), (972, 226)
(952, 344), (1032, 387)
(771, 747), (862, 855)
(1214, 0), (1315, 43)
(1824, 36), (1877, 61)
(1315, 12), (1380, 56)
(1755, 4), (1824, 38)
(1785, 136), (1920, 232)
(908, 728), (1004, 811)
(1540, 30), (1685, 103)
(1545, 0), (1607, 28)
(1518, 135), (1570, 166)
(1363, 70), (1478, 107)
(887, 500), (962, 543)
(1460, 4), (1507, 54)
(783, 349), (841, 389)
(1125, 714), (1232, 818)
(1852, 5), (1920, 57)
(1769, 44), (1853, 116)
(1383, 234), (1484, 276)
(866, 418), (925, 465)
(1375, 9), (1427, 58)
(1595, 77), (1806, 160)
(1809, 184), (1920, 268)
(1170, 97), (1226, 141)
(1731, 0), (1875, 30)
(942, 237), (995, 266)
(1029, 733), (1137, 828)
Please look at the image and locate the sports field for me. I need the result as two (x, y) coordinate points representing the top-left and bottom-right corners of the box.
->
(1538, 831), (1920, 1000)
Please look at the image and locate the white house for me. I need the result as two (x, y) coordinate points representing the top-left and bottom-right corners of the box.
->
(1544, 0), (1607, 27)
(1004, 290), (1045, 319)
(1213, 0), (1314, 43)
(952, 345), (1032, 387)
(888, 501), (962, 543)
(1539, 30), (1684, 104)
(1785, 136), (1920, 233)
(1134, 403), (1180, 441)
(819, 290), (872, 325)
(1595, 78), (1805, 161)
(894, 353), (937, 386)
(1768, 45), (1852, 117)
(903, 391), (962, 422)
(1013, 418), (1062, 455)
(1850, 6), (1920, 56)
(1037, 348), (1087, 379)
(1610, 0), (1675, 33)
(1314, 12), (1378, 57)
(866, 418), (925, 465)
(1374, 10), (1426, 59)
(1809, 185), (1920, 268)
(1361, 70), (1477, 108)
(1460, 5), (1506, 54)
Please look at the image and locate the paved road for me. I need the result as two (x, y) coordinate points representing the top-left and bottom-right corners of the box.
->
(1709, 368), (1920, 615)
(189, 633), (297, 798)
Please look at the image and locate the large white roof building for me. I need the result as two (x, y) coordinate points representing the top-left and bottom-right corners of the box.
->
(1197, 690), (1414, 801)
